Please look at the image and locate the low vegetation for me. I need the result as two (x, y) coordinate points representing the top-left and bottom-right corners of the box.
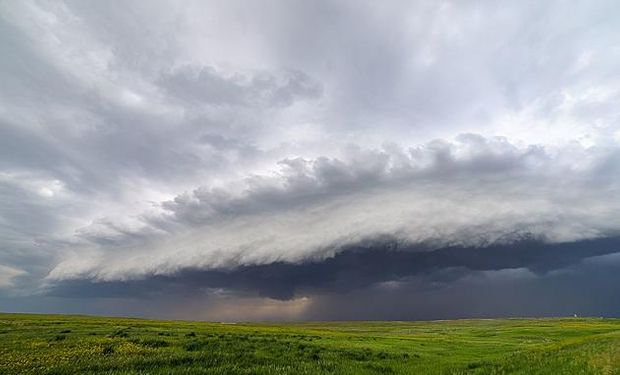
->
(0, 313), (619, 374)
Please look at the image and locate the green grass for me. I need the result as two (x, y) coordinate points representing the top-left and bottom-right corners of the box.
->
(0, 313), (619, 374)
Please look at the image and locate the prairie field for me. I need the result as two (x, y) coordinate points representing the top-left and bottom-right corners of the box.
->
(0, 313), (619, 374)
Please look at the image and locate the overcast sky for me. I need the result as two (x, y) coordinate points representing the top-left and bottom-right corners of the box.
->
(1, 0), (620, 321)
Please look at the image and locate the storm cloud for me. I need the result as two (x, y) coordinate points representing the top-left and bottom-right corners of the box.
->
(1, 0), (620, 320)
(37, 237), (620, 320)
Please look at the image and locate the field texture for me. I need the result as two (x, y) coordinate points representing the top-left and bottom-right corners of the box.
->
(0, 313), (619, 374)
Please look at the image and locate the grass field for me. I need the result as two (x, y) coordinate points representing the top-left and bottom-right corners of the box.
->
(0, 313), (619, 374)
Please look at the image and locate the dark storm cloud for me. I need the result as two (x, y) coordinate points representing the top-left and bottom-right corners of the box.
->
(34, 237), (620, 320)
(45, 237), (620, 301)
(302, 255), (620, 321)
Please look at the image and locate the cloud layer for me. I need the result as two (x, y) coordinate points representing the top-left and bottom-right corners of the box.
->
(1, 0), (620, 319)
(48, 135), (620, 282)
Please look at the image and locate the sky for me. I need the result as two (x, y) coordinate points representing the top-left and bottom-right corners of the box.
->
(1, 0), (620, 321)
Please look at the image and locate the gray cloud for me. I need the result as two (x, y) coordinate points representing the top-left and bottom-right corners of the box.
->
(24, 237), (620, 320)
(302, 256), (620, 321)
(160, 65), (322, 107)
(44, 237), (620, 299)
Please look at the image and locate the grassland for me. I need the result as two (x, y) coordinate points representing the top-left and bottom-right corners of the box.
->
(0, 313), (619, 374)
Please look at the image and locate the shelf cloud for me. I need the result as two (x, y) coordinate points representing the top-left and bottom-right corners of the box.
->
(47, 136), (620, 282)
